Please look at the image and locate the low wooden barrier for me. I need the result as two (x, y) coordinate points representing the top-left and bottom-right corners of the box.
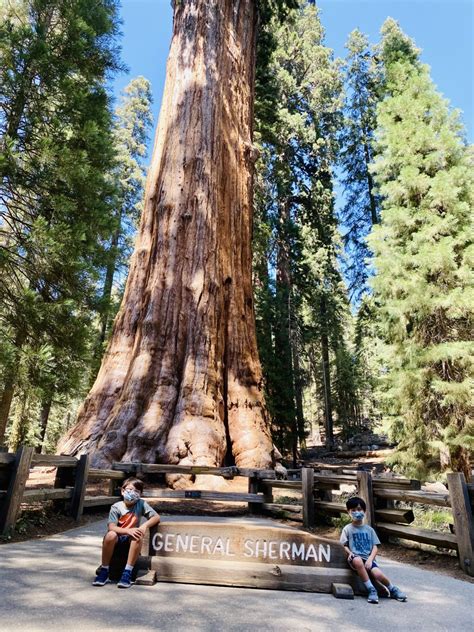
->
(0, 448), (126, 533)
(1, 447), (472, 577)
(0, 449), (275, 534)
(259, 467), (474, 577)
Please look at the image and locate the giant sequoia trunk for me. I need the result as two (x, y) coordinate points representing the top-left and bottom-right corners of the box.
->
(58, 0), (275, 476)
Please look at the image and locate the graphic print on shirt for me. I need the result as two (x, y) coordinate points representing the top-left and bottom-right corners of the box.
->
(352, 531), (371, 553)
(118, 511), (139, 529)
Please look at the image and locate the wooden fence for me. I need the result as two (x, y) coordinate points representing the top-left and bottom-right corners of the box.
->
(0, 447), (473, 576)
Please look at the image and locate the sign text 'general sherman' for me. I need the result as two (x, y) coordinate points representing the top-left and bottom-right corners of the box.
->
(152, 532), (331, 563)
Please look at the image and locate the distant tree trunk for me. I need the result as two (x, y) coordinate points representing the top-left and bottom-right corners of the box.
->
(320, 299), (333, 449)
(291, 336), (305, 451)
(58, 0), (275, 475)
(0, 329), (26, 445)
(275, 200), (298, 465)
(362, 139), (378, 225)
(99, 225), (120, 346)
(91, 222), (121, 382)
(37, 396), (53, 453)
(0, 374), (16, 446)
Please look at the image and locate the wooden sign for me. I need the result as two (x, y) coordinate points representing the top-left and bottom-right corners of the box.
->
(140, 517), (363, 593)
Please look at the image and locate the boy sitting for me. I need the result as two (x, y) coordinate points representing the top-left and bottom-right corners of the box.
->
(93, 476), (160, 588)
(340, 496), (407, 604)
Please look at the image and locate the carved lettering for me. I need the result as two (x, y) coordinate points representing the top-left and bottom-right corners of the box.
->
(151, 529), (333, 565)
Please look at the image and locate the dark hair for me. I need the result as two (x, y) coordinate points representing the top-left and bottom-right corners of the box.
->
(121, 477), (144, 493)
(346, 496), (366, 511)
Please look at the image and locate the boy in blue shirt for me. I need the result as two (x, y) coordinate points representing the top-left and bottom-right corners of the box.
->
(340, 496), (407, 604)
(93, 477), (160, 588)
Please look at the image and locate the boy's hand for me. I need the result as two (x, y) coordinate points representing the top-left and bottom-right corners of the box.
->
(127, 527), (144, 541)
(347, 553), (355, 563)
(365, 559), (373, 570)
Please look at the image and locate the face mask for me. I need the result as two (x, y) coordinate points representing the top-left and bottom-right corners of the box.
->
(351, 510), (365, 521)
(123, 489), (140, 504)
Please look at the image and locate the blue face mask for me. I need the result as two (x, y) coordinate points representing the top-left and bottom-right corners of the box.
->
(123, 489), (140, 504)
(351, 510), (365, 521)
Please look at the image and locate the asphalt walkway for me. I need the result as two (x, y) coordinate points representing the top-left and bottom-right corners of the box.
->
(0, 518), (473, 632)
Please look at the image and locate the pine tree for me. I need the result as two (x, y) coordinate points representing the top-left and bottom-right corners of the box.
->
(254, 3), (358, 453)
(93, 76), (153, 374)
(339, 29), (383, 302)
(0, 0), (121, 445)
(368, 19), (474, 479)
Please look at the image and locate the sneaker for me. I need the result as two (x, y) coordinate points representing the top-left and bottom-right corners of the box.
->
(367, 587), (379, 604)
(117, 569), (133, 589)
(92, 567), (110, 586)
(390, 585), (407, 602)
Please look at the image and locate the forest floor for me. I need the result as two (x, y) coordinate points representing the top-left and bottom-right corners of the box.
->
(1, 449), (472, 585)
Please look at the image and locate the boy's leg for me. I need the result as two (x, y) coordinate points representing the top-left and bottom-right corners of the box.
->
(369, 567), (391, 597)
(350, 557), (379, 604)
(101, 531), (119, 566)
(349, 556), (370, 582)
(117, 535), (143, 589)
(370, 566), (407, 601)
(93, 532), (118, 586)
(125, 536), (142, 568)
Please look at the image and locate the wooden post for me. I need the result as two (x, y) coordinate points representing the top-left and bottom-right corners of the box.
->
(357, 471), (375, 528)
(447, 472), (474, 576)
(54, 457), (77, 513)
(0, 445), (34, 535)
(248, 473), (260, 514)
(70, 454), (90, 521)
(262, 481), (273, 504)
(302, 467), (315, 528)
(108, 478), (118, 497)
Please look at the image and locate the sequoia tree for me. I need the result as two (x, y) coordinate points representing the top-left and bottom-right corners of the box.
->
(59, 0), (288, 476)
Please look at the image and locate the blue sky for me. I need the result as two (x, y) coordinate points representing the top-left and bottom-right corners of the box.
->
(113, 0), (473, 153)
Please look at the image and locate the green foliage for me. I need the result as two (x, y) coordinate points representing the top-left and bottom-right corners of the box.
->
(368, 19), (474, 477)
(254, 3), (360, 454)
(331, 512), (351, 530)
(92, 76), (153, 377)
(0, 0), (122, 448)
(339, 29), (383, 302)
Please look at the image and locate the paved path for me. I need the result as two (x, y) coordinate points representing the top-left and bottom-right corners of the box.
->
(1, 519), (473, 632)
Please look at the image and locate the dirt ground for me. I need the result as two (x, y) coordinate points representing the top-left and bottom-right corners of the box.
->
(2, 464), (472, 585)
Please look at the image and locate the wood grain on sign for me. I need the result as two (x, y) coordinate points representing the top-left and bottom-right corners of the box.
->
(139, 518), (363, 593)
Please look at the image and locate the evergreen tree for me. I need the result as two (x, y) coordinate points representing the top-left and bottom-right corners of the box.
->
(254, 3), (358, 454)
(369, 19), (474, 478)
(0, 0), (121, 445)
(93, 76), (153, 375)
(339, 29), (383, 302)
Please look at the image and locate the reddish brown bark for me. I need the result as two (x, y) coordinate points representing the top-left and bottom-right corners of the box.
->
(58, 0), (275, 477)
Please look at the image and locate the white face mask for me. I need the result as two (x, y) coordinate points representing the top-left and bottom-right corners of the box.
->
(350, 510), (365, 521)
(123, 489), (140, 504)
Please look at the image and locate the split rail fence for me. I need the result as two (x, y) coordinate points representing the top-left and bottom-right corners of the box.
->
(0, 446), (473, 577)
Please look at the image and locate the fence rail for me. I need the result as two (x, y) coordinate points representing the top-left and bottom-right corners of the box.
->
(0, 447), (472, 576)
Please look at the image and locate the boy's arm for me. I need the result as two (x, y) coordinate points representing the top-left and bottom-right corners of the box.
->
(343, 545), (355, 560)
(139, 513), (160, 533)
(107, 506), (146, 539)
(340, 528), (354, 560)
(107, 522), (141, 537)
(364, 545), (378, 569)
